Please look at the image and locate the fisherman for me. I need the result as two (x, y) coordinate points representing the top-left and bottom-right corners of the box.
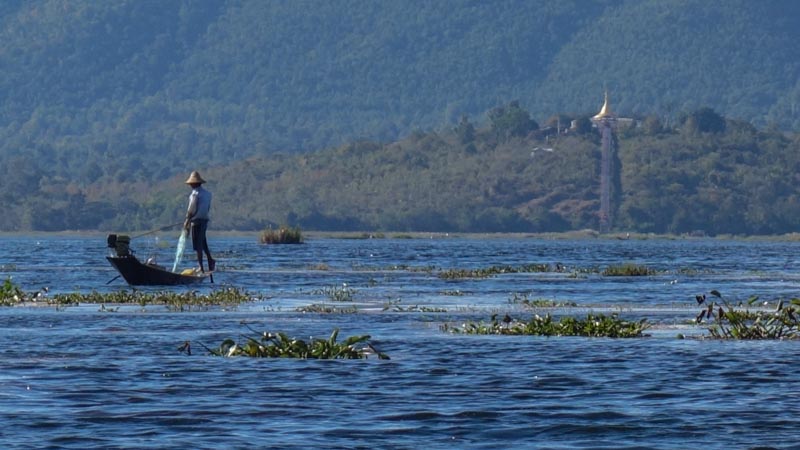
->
(183, 171), (216, 273)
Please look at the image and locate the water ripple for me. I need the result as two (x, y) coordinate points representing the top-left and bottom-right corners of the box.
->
(2, 237), (800, 448)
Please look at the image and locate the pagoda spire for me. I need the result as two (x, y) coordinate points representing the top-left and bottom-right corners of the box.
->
(592, 91), (615, 121)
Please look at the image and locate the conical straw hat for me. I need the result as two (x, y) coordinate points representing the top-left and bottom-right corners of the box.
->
(185, 171), (206, 184)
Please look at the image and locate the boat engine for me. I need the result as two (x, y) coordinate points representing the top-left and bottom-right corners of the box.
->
(107, 234), (132, 257)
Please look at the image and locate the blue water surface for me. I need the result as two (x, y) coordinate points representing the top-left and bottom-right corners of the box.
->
(1, 235), (799, 449)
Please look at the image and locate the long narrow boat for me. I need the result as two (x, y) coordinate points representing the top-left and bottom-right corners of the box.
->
(107, 255), (210, 286)
(105, 233), (211, 286)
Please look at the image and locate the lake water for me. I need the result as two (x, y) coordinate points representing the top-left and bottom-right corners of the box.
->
(1, 235), (799, 449)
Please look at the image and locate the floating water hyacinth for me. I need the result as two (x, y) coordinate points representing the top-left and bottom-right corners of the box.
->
(172, 229), (187, 273)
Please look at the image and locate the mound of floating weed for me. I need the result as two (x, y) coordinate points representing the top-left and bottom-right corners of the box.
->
(508, 292), (577, 308)
(48, 286), (258, 310)
(0, 277), (48, 305)
(442, 313), (649, 338)
(312, 283), (357, 302)
(186, 323), (389, 359)
(601, 263), (657, 276)
(438, 263), (555, 279)
(382, 299), (447, 313)
(693, 290), (800, 339)
(296, 303), (358, 314)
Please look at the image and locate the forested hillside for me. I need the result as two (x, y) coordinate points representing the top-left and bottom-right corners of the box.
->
(100, 105), (800, 236)
(0, 0), (799, 233)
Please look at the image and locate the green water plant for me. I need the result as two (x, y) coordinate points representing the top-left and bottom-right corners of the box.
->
(192, 324), (389, 359)
(438, 263), (553, 280)
(0, 277), (24, 306)
(49, 287), (257, 310)
(260, 225), (303, 244)
(0, 277), (49, 306)
(602, 263), (656, 276)
(441, 313), (649, 338)
(382, 300), (447, 313)
(694, 290), (800, 339)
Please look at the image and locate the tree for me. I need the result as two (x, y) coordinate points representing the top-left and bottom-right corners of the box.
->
(684, 107), (726, 134)
(454, 115), (475, 144)
(488, 101), (539, 142)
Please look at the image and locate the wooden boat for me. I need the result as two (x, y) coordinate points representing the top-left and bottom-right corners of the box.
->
(107, 255), (211, 286)
(105, 233), (212, 286)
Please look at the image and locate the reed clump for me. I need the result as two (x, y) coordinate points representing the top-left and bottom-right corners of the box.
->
(260, 225), (303, 244)
(191, 324), (389, 359)
(695, 290), (800, 339)
(442, 313), (649, 338)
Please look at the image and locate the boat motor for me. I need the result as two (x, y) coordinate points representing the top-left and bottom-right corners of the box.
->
(107, 234), (132, 257)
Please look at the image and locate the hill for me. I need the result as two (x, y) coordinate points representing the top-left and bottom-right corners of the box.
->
(1, 0), (799, 233)
(104, 105), (800, 236)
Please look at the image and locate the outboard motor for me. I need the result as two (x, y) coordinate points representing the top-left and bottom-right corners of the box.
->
(107, 234), (132, 257)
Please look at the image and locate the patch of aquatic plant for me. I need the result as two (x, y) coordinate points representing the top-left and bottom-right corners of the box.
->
(313, 283), (357, 302)
(395, 305), (448, 313)
(0, 277), (49, 306)
(0, 264), (17, 272)
(602, 263), (657, 276)
(98, 304), (120, 312)
(509, 292), (577, 308)
(675, 267), (714, 275)
(352, 263), (437, 273)
(260, 225), (303, 244)
(441, 313), (649, 338)
(51, 290), (143, 306)
(438, 263), (555, 280)
(408, 265), (438, 273)
(693, 290), (800, 339)
(49, 287), (258, 310)
(0, 277), (25, 306)
(189, 324), (389, 359)
(572, 265), (602, 275)
(383, 300), (447, 313)
(297, 303), (358, 314)
(441, 289), (466, 296)
(202, 286), (259, 305)
(307, 263), (330, 271)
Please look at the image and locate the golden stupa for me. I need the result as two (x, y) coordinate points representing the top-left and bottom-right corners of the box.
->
(592, 91), (616, 120)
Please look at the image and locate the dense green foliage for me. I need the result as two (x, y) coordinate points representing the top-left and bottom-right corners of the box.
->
(156, 112), (800, 235)
(441, 313), (650, 338)
(200, 327), (390, 359)
(1, 0), (800, 233)
(695, 290), (800, 340)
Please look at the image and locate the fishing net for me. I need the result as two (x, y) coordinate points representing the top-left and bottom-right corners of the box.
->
(172, 229), (187, 272)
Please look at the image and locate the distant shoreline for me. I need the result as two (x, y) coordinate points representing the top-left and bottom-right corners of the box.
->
(3, 229), (800, 242)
